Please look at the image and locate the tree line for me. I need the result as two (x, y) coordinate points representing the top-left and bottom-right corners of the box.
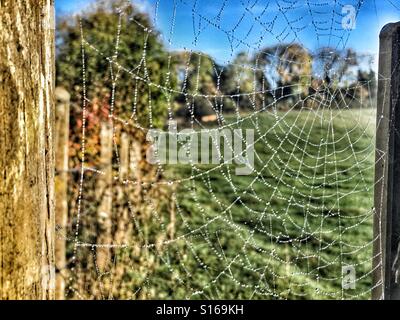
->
(57, 0), (377, 129)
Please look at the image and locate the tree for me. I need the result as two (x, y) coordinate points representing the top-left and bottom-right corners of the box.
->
(57, 0), (174, 130)
(0, 0), (55, 299)
(173, 51), (219, 119)
(275, 44), (312, 97)
(256, 44), (311, 106)
(314, 47), (358, 86)
(221, 51), (268, 111)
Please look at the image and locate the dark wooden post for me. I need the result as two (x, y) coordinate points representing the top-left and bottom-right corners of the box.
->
(373, 22), (400, 300)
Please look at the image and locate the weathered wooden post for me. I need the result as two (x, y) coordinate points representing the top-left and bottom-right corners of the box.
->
(115, 132), (133, 246)
(0, 0), (55, 299)
(373, 22), (400, 300)
(55, 87), (70, 299)
(96, 122), (114, 272)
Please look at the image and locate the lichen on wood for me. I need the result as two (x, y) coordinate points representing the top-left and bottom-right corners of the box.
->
(0, 0), (55, 300)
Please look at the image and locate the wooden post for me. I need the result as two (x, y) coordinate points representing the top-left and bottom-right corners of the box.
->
(0, 0), (55, 299)
(96, 122), (114, 272)
(373, 22), (400, 300)
(119, 132), (130, 182)
(54, 87), (70, 299)
(114, 133), (133, 246)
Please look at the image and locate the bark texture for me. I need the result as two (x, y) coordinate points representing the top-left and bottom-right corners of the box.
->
(0, 0), (55, 299)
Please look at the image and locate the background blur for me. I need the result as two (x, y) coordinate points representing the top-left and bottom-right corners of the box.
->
(54, 0), (400, 299)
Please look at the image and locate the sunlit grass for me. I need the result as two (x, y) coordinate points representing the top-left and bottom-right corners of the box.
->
(149, 108), (376, 299)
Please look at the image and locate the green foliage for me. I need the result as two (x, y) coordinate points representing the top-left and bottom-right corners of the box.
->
(314, 47), (359, 86)
(172, 51), (220, 118)
(220, 51), (269, 111)
(56, 0), (176, 130)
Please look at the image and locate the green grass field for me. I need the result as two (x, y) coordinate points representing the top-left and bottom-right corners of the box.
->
(149, 108), (376, 299)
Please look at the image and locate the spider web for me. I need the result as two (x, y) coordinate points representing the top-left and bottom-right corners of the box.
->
(61, 0), (397, 299)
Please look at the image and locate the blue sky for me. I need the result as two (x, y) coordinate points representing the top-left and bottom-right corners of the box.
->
(56, 0), (400, 67)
